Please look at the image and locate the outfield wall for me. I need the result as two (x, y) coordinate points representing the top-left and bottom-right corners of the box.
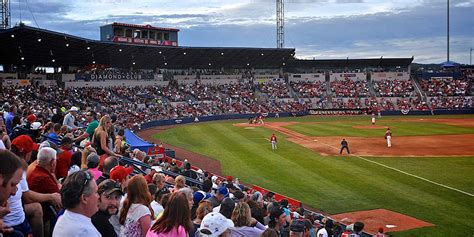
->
(137, 109), (474, 131)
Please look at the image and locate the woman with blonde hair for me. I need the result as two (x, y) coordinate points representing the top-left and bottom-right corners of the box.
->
(230, 202), (266, 237)
(119, 175), (154, 237)
(170, 175), (186, 193)
(92, 115), (117, 169)
(147, 192), (193, 237)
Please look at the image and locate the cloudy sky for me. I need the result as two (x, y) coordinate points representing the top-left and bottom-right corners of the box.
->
(9, 0), (474, 64)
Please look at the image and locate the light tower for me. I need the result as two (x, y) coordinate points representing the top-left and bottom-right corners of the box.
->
(447, 0), (450, 62)
(276, 0), (284, 48)
(1, 0), (10, 29)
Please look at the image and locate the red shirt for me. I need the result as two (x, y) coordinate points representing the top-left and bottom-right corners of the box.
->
(28, 166), (60, 194)
(145, 172), (155, 184)
(271, 135), (277, 142)
(55, 148), (73, 179)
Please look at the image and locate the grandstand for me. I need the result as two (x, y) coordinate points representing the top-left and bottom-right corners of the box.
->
(1, 23), (473, 237)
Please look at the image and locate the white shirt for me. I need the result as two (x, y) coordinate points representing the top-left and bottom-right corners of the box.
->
(119, 203), (151, 237)
(0, 140), (5, 150)
(4, 172), (29, 226)
(150, 201), (164, 219)
(53, 210), (101, 237)
(316, 228), (328, 237)
(63, 113), (77, 130)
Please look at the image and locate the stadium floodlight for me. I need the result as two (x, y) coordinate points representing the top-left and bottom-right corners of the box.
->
(282, 62), (286, 66)
(20, 57), (24, 60)
(183, 52), (186, 55)
(261, 53), (264, 56)
(87, 46), (90, 50)
(159, 51), (162, 54)
(92, 61), (95, 64)
(209, 63), (212, 66)
(221, 52), (224, 55)
(37, 38), (41, 42)
(133, 62), (136, 65)
(10, 34), (14, 38)
(164, 62), (167, 66)
(119, 49), (122, 52)
(51, 59), (55, 63)
(247, 63), (250, 66)
(65, 43), (69, 47)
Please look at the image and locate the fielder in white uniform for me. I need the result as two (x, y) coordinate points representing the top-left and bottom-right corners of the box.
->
(385, 128), (392, 147)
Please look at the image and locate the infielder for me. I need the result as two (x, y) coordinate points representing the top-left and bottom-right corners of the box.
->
(270, 133), (277, 150)
(385, 128), (392, 147)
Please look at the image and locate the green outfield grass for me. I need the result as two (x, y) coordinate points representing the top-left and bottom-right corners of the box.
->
(154, 115), (474, 236)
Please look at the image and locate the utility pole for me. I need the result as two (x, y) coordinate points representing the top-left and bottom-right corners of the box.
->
(447, 0), (450, 62)
(277, 0), (284, 48)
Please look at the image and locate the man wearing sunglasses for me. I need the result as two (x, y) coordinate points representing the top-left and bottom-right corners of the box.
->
(92, 179), (123, 237)
(74, 111), (99, 144)
(53, 171), (100, 237)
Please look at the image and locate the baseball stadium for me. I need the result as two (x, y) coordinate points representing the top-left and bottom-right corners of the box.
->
(0, 1), (473, 237)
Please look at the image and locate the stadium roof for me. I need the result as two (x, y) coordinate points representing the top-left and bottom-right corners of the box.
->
(0, 25), (294, 69)
(287, 57), (414, 70)
(0, 25), (413, 70)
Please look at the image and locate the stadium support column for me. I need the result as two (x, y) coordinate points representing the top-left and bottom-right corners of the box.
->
(277, 0), (284, 48)
(1, 0), (11, 29)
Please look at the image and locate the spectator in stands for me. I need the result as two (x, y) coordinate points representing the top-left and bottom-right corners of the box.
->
(218, 198), (236, 219)
(179, 187), (195, 211)
(119, 175), (153, 237)
(148, 192), (194, 237)
(230, 202), (266, 237)
(86, 153), (102, 181)
(27, 147), (60, 194)
(182, 162), (198, 180)
(267, 205), (286, 235)
(197, 212), (234, 237)
(5, 105), (17, 134)
(11, 135), (38, 163)
(247, 200), (265, 226)
(171, 175), (187, 193)
(62, 106), (79, 131)
(316, 219), (334, 237)
(289, 219), (306, 237)
(145, 167), (159, 184)
(260, 228), (279, 237)
(97, 156), (119, 185)
(352, 221), (365, 237)
(114, 128), (126, 155)
(151, 188), (170, 220)
(47, 123), (62, 145)
(55, 137), (74, 180)
(110, 165), (133, 189)
(92, 179), (123, 237)
(75, 110), (99, 143)
(208, 186), (229, 208)
(53, 171), (100, 236)
(0, 118), (12, 150)
(92, 115), (117, 169)
(192, 200), (213, 236)
(0, 150), (23, 204)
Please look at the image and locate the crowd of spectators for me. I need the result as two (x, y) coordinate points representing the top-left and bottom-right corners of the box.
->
(372, 79), (415, 97)
(330, 79), (369, 97)
(0, 99), (365, 237)
(430, 96), (472, 109)
(420, 78), (471, 96)
(257, 82), (291, 98)
(290, 81), (327, 98)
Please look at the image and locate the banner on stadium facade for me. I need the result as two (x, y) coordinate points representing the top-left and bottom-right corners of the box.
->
(75, 72), (155, 81)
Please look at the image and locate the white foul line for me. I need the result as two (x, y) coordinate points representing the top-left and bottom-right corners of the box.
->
(317, 140), (474, 197)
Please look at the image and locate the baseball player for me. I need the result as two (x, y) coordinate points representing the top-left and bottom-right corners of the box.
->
(371, 114), (376, 125)
(340, 138), (350, 154)
(270, 133), (277, 150)
(384, 128), (392, 147)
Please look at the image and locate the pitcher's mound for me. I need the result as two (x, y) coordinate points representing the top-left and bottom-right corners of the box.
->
(330, 209), (434, 234)
(352, 125), (388, 129)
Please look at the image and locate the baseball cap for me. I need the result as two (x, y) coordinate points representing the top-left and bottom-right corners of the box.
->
(27, 114), (37, 123)
(87, 153), (100, 165)
(290, 220), (305, 232)
(218, 186), (229, 197)
(226, 175), (233, 182)
(193, 190), (208, 204)
(30, 122), (42, 130)
(199, 212), (234, 237)
(12, 135), (39, 154)
(69, 106), (79, 112)
(98, 179), (124, 196)
(110, 166), (134, 182)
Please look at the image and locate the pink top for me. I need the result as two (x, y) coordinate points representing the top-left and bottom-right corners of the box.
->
(146, 225), (187, 237)
(88, 167), (102, 181)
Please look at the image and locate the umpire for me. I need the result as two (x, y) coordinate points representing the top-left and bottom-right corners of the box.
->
(340, 138), (350, 154)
